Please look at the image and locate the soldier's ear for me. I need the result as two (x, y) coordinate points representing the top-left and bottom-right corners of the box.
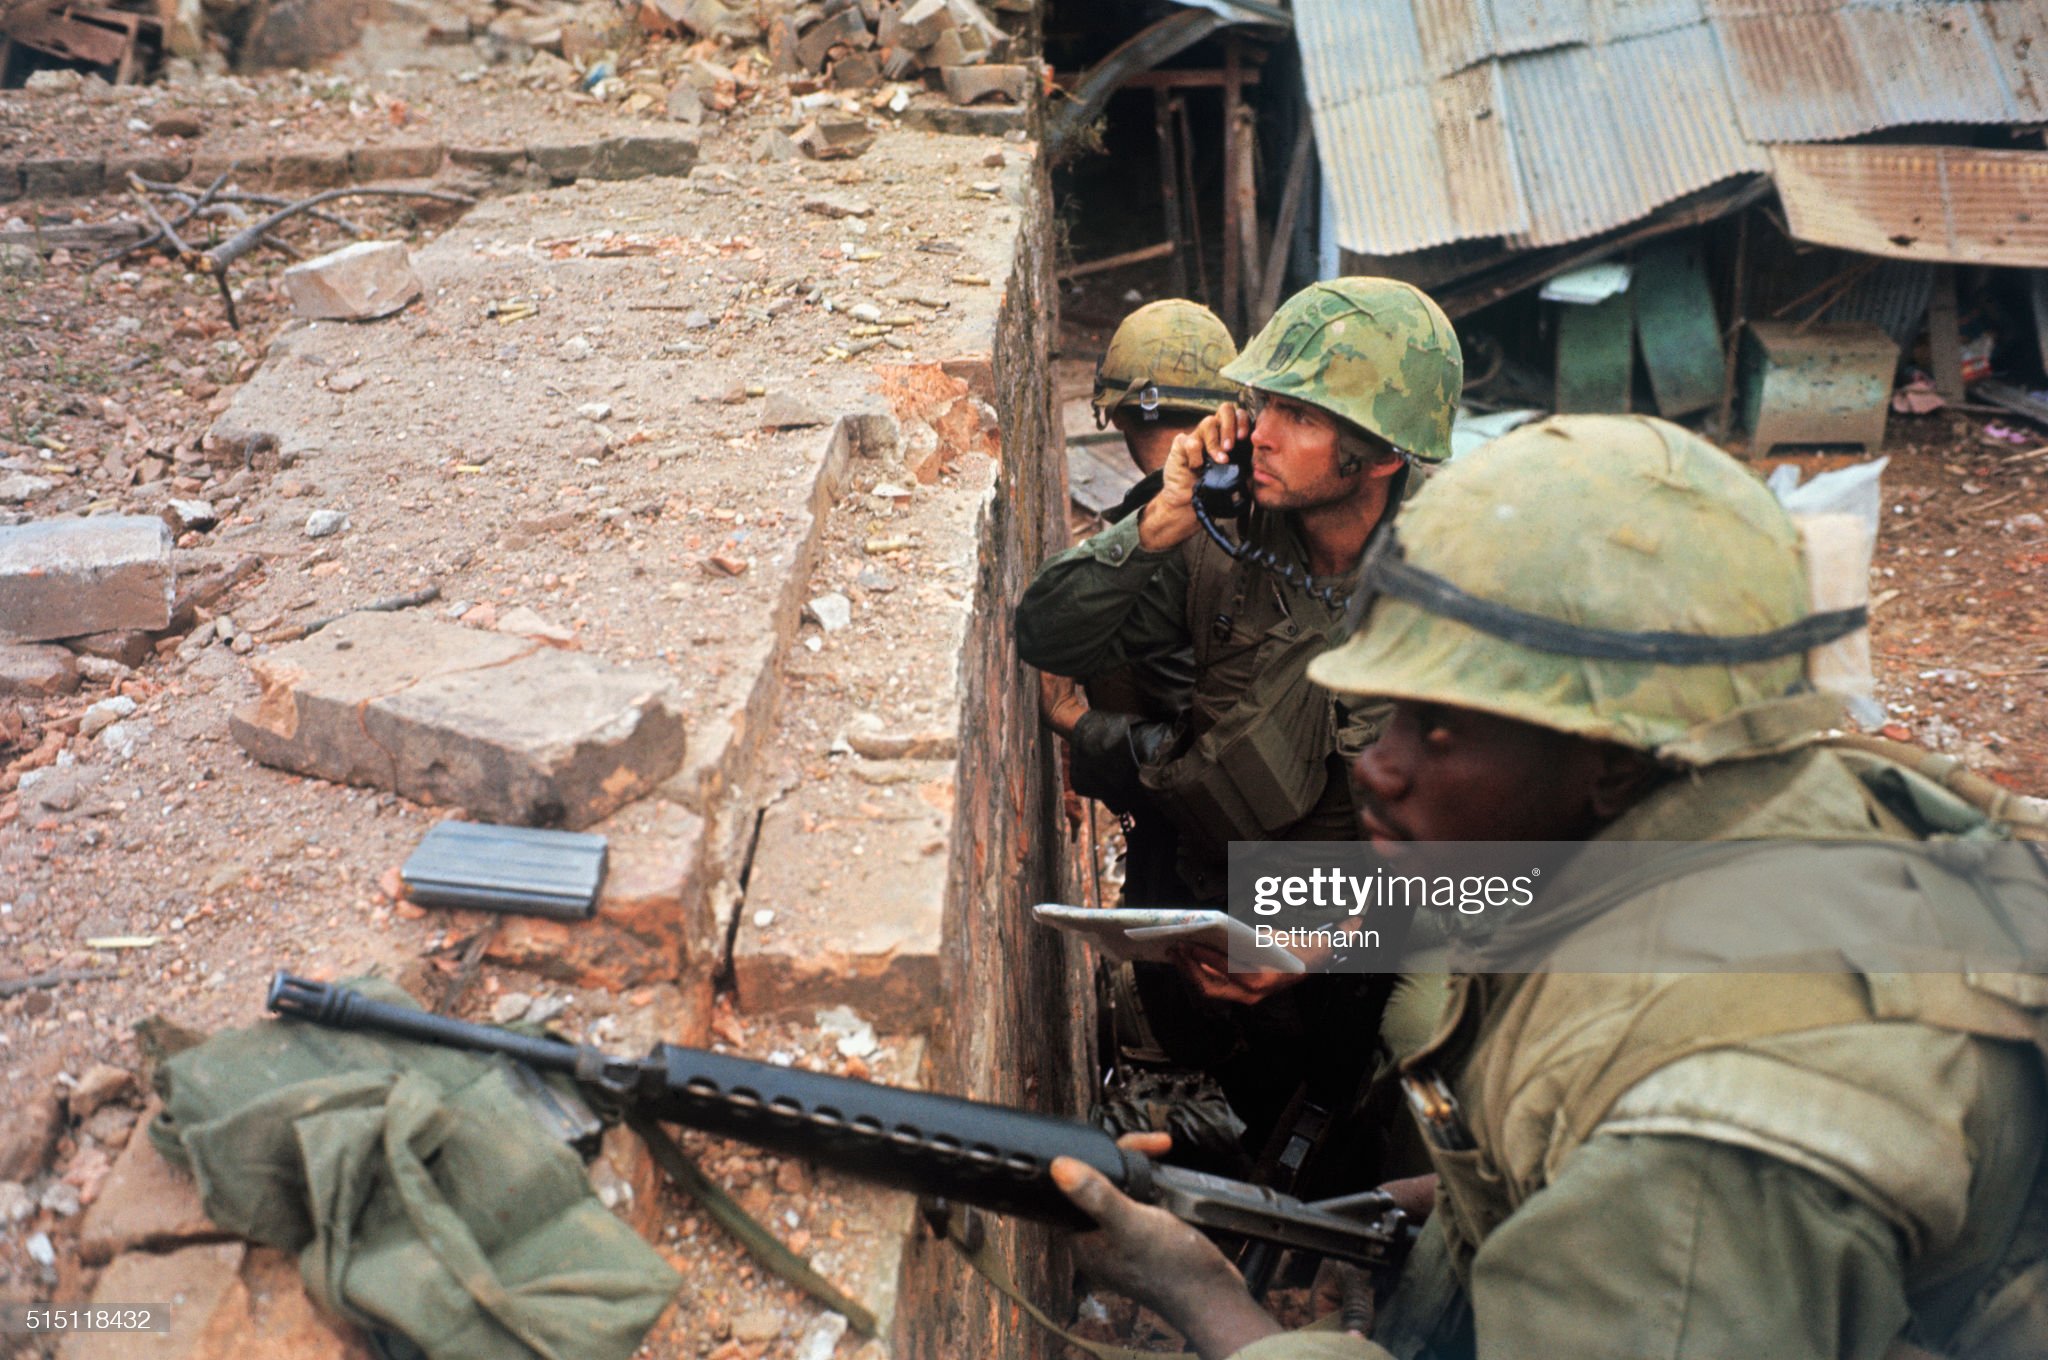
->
(1586, 745), (1668, 821)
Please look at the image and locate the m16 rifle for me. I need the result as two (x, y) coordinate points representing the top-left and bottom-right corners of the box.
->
(266, 972), (1413, 1276)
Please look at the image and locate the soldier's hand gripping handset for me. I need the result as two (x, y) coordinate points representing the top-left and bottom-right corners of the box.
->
(1137, 401), (1253, 556)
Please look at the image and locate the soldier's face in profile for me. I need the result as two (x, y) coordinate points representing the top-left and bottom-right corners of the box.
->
(1349, 700), (1618, 846)
(1244, 394), (1392, 511)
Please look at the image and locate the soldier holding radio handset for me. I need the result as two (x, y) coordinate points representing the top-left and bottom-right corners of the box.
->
(1015, 278), (1465, 1156)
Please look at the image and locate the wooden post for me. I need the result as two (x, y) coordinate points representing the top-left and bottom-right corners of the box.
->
(1927, 264), (1965, 402)
(1714, 208), (1749, 441)
(1221, 35), (1243, 336)
(1175, 97), (1209, 309)
(1235, 104), (1261, 332)
(1255, 121), (1315, 329)
(1155, 88), (1187, 298)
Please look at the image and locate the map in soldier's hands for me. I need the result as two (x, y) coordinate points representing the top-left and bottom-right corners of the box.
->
(1030, 904), (1306, 973)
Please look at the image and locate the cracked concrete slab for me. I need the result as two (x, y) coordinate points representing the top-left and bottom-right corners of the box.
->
(229, 611), (686, 827)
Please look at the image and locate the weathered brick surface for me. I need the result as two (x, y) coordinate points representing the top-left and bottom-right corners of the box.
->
(0, 515), (175, 643)
(529, 134), (700, 182)
(105, 155), (191, 187)
(271, 148), (351, 188)
(229, 611), (687, 828)
(347, 143), (443, 180)
(191, 1247), (374, 1360)
(890, 149), (1083, 1360)
(23, 156), (104, 197)
(447, 146), (529, 176)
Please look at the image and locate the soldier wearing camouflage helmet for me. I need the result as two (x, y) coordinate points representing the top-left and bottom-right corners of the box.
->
(1043, 299), (1237, 764)
(1046, 415), (2048, 1360)
(1015, 278), (1463, 1154)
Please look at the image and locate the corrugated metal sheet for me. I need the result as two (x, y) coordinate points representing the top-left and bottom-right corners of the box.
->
(1980, 0), (2048, 121)
(1712, 1), (2044, 142)
(1486, 0), (1594, 60)
(1771, 144), (2048, 267)
(1592, 0), (1707, 44)
(1501, 23), (1764, 247)
(1297, 0), (2046, 257)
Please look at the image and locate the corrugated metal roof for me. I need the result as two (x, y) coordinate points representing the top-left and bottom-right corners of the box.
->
(1710, 1), (2048, 142)
(1296, 0), (2046, 257)
(1500, 23), (1763, 247)
(1771, 144), (2048, 267)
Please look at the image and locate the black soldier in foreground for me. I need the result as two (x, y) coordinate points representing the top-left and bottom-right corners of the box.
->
(1049, 415), (2048, 1360)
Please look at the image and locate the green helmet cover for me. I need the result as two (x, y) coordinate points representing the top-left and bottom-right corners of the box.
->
(1093, 299), (1239, 420)
(1221, 277), (1463, 463)
(1309, 415), (1824, 758)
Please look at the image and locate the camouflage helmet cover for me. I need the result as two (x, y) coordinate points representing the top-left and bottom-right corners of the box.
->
(1308, 415), (1838, 760)
(1220, 277), (1463, 463)
(1093, 299), (1239, 421)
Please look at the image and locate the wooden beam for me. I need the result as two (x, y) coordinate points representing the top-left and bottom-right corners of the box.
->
(1234, 103), (1261, 332)
(1058, 241), (1176, 281)
(1221, 35), (1243, 336)
(1255, 120), (1315, 328)
(1115, 68), (1265, 90)
(1927, 264), (1965, 403)
(1156, 88), (1187, 297)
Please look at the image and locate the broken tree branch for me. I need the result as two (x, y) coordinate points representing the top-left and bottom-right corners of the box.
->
(0, 968), (118, 999)
(197, 184), (477, 279)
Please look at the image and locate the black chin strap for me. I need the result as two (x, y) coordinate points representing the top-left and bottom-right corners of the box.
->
(1359, 530), (1867, 664)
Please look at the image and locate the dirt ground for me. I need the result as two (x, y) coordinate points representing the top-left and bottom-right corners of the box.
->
(0, 23), (1017, 1360)
(1, 24), (2046, 1360)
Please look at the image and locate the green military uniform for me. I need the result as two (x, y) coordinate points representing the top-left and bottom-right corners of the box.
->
(1258, 415), (2048, 1360)
(1232, 740), (2048, 1360)
(1020, 278), (1462, 902)
(1020, 279), (1463, 1170)
(1017, 506), (1377, 902)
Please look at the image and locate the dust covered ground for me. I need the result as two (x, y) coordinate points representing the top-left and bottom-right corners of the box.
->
(0, 23), (1027, 1360)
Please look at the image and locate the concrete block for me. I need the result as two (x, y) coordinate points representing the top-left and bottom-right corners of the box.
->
(590, 133), (700, 179)
(832, 50), (882, 88)
(528, 141), (600, 181)
(798, 6), (872, 71)
(898, 0), (954, 48)
(923, 27), (985, 67)
(447, 146), (527, 176)
(280, 240), (422, 322)
(795, 116), (877, 161)
(60, 1241), (244, 1360)
(941, 63), (1028, 104)
(77, 1111), (219, 1265)
(106, 155), (192, 187)
(68, 630), (156, 668)
(229, 612), (686, 829)
(22, 156), (105, 197)
(0, 643), (79, 696)
(897, 103), (1027, 137)
(0, 516), (175, 643)
(732, 781), (948, 1030)
(347, 143), (443, 180)
(271, 148), (350, 188)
